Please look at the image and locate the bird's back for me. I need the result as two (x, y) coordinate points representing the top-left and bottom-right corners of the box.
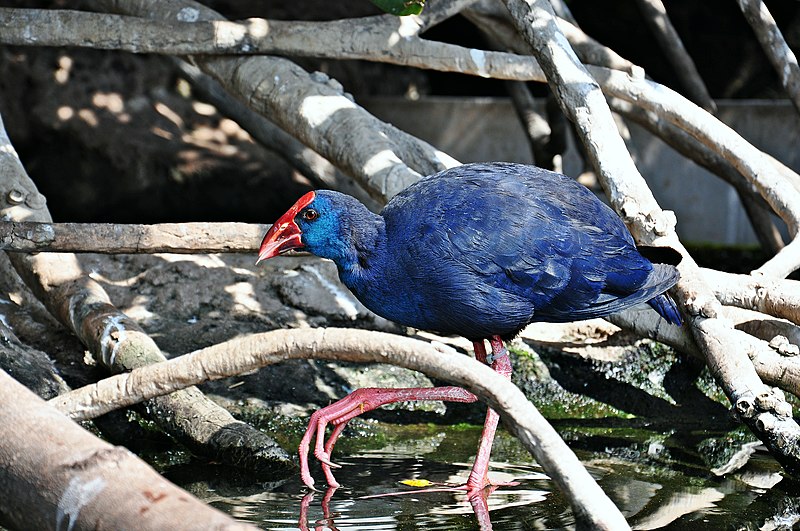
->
(351, 163), (678, 340)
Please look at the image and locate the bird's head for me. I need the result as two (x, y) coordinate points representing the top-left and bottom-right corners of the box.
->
(257, 190), (373, 266)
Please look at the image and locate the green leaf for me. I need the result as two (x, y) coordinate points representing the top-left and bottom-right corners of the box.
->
(369, 0), (425, 16)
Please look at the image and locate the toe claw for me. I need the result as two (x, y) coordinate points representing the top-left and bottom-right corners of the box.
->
(314, 450), (341, 468)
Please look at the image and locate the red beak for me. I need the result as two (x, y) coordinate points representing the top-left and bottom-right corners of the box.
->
(256, 191), (316, 263)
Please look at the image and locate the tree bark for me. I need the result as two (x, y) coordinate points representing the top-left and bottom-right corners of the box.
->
(0, 221), (267, 253)
(0, 370), (255, 531)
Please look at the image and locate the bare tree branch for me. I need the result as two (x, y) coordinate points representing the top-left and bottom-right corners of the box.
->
(500, 0), (800, 475)
(0, 7), (546, 83)
(735, 0), (800, 116)
(608, 97), (785, 254)
(0, 370), (256, 531)
(0, 112), (292, 473)
(703, 267), (800, 325)
(0, 220), (266, 253)
(51, 327), (631, 530)
(634, 0), (716, 112)
(0, 221), (266, 253)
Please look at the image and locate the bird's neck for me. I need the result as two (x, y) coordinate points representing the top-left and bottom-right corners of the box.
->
(334, 212), (387, 289)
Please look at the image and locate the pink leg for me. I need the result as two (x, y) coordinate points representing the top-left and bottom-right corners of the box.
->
(299, 386), (478, 488)
(465, 336), (513, 498)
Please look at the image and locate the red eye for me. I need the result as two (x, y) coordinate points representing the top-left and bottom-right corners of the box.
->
(302, 208), (318, 221)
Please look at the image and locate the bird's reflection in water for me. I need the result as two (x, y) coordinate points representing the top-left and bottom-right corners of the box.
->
(299, 485), (499, 531)
(299, 488), (337, 531)
(296, 457), (548, 531)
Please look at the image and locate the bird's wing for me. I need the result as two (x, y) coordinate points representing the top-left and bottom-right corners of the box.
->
(388, 164), (658, 323)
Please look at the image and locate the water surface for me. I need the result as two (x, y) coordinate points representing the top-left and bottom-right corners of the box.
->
(163, 421), (800, 530)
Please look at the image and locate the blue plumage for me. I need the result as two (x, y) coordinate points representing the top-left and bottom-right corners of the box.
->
(263, 162), (681, 340)
(259, 161), (683, 492)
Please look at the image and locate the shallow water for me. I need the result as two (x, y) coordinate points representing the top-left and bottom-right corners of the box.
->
(163, 421), (800, 530)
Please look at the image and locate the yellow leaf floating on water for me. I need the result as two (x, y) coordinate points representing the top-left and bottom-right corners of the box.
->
(400, 479), (434, 488)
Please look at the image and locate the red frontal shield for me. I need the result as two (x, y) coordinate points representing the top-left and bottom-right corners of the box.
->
(257, 191), (316, 263)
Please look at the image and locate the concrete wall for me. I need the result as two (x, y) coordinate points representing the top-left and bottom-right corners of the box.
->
(364, 97), (800, 246)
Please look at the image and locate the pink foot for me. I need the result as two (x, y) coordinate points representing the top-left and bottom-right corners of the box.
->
(298, 334), (514, 493)
(298, 386), (478, 489)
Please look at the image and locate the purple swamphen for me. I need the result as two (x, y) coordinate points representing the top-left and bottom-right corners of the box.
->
(257, 162), (682, 497)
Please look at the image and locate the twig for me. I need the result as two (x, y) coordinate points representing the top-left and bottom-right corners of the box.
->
(51, 327), (631, 530)
(735, 0), (800, 116)
(634, 0), (716, 112)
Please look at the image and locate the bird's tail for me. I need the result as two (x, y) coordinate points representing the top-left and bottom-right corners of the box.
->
(644, 263), (682, 326)
(647, 293), (682, 326)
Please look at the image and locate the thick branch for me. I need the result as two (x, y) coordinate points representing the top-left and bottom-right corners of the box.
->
(735, 0), (800, 116)
(51, 327), (630, 530)
(0, 221), (266, 253)
(0, 7), (545, 84)
(0, 370), (254, 531)
(608, 98), (784, 254)
(703, 268), (800, 325)
(88, 0), (462, 201)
